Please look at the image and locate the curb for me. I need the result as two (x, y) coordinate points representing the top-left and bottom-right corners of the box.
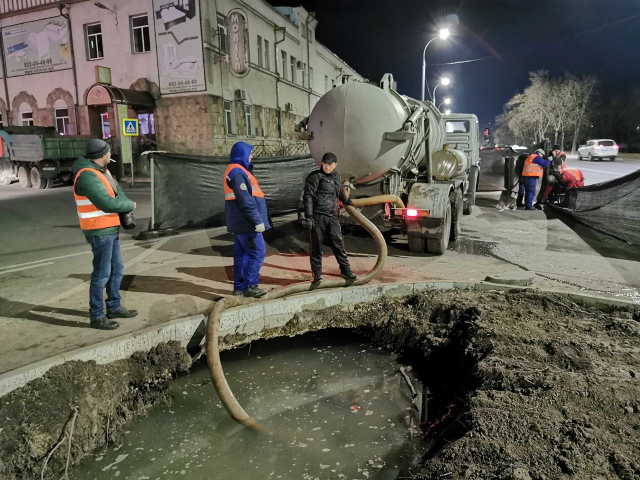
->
(0, 281), (637, 398)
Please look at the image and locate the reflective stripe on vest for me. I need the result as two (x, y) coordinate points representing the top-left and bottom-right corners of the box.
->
(223, 164), (265, 201)
(522, 154), (543, 177)
(73, 168), (121, 230)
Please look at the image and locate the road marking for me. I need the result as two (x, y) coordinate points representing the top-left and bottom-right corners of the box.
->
(0, 244), (140, 272)
(0, 227), (219, 272)
(31, 236), (174, 309)
(0, 262), (54, 275)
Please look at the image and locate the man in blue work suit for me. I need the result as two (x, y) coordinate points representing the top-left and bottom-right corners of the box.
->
(519, 148), (551, 210)
(223, 142), (270, 298)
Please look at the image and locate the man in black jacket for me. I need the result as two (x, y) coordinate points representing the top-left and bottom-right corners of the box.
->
(302, 152), (358, 284)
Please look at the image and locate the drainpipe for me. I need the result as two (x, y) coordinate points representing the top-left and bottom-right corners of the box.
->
(274, 26), (286, 153)
(0, 31), (11, 125)
(59, 4), (81, 135)
(305, 13), (316, 115)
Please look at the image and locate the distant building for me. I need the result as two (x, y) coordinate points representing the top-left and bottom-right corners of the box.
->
(0, 0), (363, 173)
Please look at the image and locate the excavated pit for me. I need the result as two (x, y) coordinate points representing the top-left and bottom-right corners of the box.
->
(1, 289), (639, 480)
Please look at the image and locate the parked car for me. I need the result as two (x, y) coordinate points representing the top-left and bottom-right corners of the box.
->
(577, 139), (619, 161)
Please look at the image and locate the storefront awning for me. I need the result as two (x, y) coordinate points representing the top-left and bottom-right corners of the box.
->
(86, 84), (156, 108)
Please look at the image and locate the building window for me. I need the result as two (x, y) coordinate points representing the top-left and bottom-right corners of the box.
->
(264, 39), (270, 71)
(55, 108), (70, 135)
(257, 35), (263, 68)
(309, 28), (314, 43)
(85, 23), (104, 60)
(0, 113), (3, 127)
(21, 111), (34, 127)
(325, 75), (329, 92)
(281, 50), (287, 80)
(131, 15), (151, 54)
(290, 56), (296, 84)
(332, 79), (335, 89)
(224, 100), (233, 135)
(217, 14), (227, 52)
(309, 67), (313, 90)
(245, 105), (252, 136)
(301, 62), (306, 88)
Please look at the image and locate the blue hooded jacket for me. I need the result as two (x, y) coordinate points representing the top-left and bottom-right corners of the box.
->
(224, 142), (271, 234)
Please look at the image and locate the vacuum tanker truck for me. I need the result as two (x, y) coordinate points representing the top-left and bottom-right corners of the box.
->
(305, 74), (480, 255)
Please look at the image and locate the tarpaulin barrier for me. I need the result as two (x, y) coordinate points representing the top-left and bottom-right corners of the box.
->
(552, 168), (640, 246)
(151, 153), (317, 230)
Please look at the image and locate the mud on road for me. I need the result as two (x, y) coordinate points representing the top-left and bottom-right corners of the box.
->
(1, 289), (639, 480)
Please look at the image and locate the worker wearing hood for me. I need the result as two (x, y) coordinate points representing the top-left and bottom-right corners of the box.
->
(223, 142), (270, 298)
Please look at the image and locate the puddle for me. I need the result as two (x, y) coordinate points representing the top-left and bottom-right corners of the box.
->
(72, 330), (417, 480)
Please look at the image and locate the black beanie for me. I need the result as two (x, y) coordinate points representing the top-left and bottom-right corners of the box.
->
(321, 152), (338, 164)
(85, 139), (110, 159)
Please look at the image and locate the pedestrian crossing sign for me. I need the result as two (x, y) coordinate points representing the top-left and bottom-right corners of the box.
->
(122, 118), (139, 137)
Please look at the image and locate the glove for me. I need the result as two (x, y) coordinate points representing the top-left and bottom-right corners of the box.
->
(255, 223), (266, 233)
(302, 218), (314, 231)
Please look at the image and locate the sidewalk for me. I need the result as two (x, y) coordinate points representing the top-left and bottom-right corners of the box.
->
(1, 193), (639, 376)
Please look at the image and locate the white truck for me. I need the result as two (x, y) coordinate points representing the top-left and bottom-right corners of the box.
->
(305, 74), (480, 255)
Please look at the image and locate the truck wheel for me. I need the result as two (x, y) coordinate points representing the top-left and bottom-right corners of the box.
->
(0, 170), (12, 186)
(408, 235), (428, 254)
(60, 173), (73, 186)
(464, 169), (478, 215)
(450, 189), (463, 242)
(427, 200), (452, 255)
(30, 168), (48, 190)
(18, 166), (32, 188)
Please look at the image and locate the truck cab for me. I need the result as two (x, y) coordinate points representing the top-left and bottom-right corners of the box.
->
(443, 113), (480, 214)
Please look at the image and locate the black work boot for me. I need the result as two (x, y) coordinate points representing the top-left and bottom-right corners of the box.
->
(90, 317), (120, 330)
(516, 194), (524, 208)
(312, 275), (324, 284)
(341, 271), (358, 281)
(232, 290), (244, 296)
(107, 308), (138, 319)
(244, 286), (267, 298)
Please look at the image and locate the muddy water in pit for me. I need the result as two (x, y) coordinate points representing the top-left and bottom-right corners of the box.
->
(73, 330), (417, 480)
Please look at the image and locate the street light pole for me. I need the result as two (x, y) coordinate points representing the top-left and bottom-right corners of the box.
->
(421, 28), (449, 101)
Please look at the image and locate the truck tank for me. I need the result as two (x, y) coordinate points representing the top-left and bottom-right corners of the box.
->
(307, 81), (448, 185)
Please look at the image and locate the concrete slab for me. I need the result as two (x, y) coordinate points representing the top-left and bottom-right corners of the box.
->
(485, 271), (536, 286)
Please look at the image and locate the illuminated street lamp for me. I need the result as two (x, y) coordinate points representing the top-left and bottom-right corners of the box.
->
(432, 77), (451, 105)
(445, 109), (452, 115)
(438, 97), (451, 110)
(421, 28), (450, 101)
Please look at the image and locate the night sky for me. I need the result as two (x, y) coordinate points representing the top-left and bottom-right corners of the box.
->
(273, 0), (640, 129)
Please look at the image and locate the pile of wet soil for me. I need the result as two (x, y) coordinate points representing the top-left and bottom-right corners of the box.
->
(0, 342), (191, 480)
(2, 289), (639, 480)
(318, 290), (640, 480)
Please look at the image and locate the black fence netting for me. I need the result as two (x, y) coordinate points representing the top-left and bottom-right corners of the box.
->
(553, 168), (640, 246)
(151, 153), (317, 230)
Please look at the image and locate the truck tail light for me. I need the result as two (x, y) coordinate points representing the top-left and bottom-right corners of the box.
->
(392, 208), (430, 219)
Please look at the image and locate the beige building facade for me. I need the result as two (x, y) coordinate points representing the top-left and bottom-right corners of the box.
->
(0, 0), (363, 165)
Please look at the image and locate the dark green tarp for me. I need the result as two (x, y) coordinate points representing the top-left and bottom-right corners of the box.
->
(151, 153), (316, 230)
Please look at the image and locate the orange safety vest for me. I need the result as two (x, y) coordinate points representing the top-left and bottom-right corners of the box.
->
(73, 168), (121, 231)
(522, 154), (543, 178)
(561, 166), (583, 182)
(223, 164), (265, 200)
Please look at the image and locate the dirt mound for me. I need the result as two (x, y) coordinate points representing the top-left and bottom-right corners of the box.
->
(338, 290), (640, 480)
(1, 289), (639, 480)
(0, 342), (191, 480)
